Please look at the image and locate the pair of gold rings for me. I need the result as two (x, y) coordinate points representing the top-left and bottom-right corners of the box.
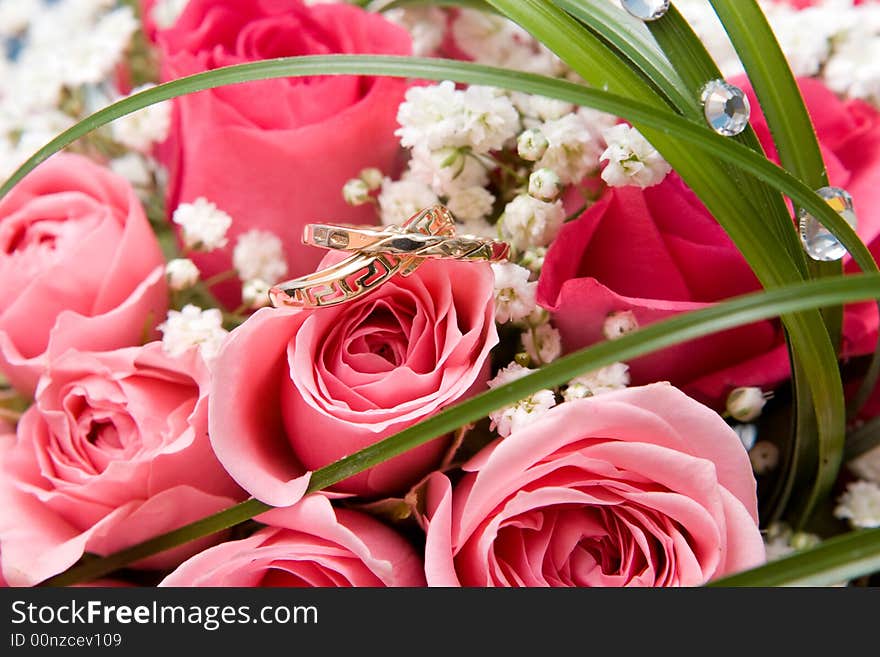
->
(268, 205), (509, 309)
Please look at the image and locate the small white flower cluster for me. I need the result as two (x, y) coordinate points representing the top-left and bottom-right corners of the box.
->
(384, 6), (446, 57)
(158, 304), (228, 361)
(491, 263), (537, 325)
(170, 196), (288, 308)
(562, 364), (631, 402)
(0, 0), (138, 177)
(763, 522), (821, 562)
(835, 480), (880, 529)
(672, 0), (880, 106)
(172, 198), (233, 252)
(233, 229), (289, 309)
(600, 124), (671, 189)
(487, 363), (557, 438)
(451, 9), (566, 77)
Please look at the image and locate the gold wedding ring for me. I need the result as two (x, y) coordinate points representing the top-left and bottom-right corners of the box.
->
(270, 205), (492, 309)
(303, 223), (509, 262)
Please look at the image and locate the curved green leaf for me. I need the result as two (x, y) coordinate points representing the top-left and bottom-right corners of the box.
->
(710, 527), (880, 587)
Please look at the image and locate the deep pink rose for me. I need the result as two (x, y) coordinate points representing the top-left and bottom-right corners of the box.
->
(161, 494), (425, 586)
(423, 384), (764, 587)
(0, 154), (168, 395)
(0, 343), (244, 587)
(155, 0), (412, 306)
(210, 255), (497, 504)
(538, 77), (880, 406)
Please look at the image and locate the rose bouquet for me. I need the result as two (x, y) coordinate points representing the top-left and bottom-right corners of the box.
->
(1, 0), (879, 589)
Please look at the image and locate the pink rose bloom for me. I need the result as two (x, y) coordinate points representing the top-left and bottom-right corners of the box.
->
(155, 0), (412, 306)
(210, 255), (497, 505)
(161, 494), (425, 586)
(0, 343), (244, 587)
(0, 154), (168, 395)
(538, 77), (880, 406)
(423, 384), (765, 587)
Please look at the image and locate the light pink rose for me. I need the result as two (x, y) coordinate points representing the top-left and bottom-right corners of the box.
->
(424, 384), (764, 587)
(0, 343), (244, 587)
(210, 255), (497, 505)
(0, 154), (168, 395)
(161, 494), (425, 586)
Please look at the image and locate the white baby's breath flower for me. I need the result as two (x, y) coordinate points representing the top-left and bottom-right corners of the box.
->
(111, 84), (172, 152)
(487, 363), (557, 437)
(600, 124), (671, 189)
(165, 258), (200, 291)
(359, 167), (384, 190)
(343, 178), (371, 206)
(152, 0), (189, 30)
(603, 310), (638, 340)
(233, 229), (288, 285)
(835, 480), (880, 529)
(378, 178), (439, 226)
(726, 387), (769, 423)
(242, 279), (271, 310)
(762, 1), (837, 77)
(451, 8), (563, 76)
(563, 363), (630, 402)
(58, 5), (138, 87)
(824, 32), (880, 105)
(447, 186), (495, 222)
(517, 129), (549, 161)
(528, 168), (562, 201)
(500, 194), (564, 251)
(407, 145), (489, 196)
(395, 81), (519, 154)
(521, 322), (562, 365)
(534, 111), (601, 185)
(158, 304), (228, 360)
(172, 198), (233, 251)
(492, 262), (537, 324)
(384, 6), (446, 57)
(511, 93), (575, 122)
(519, 246), (547, 274)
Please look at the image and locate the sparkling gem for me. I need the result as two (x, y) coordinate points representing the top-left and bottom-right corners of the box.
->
(700, 80), (751, 136)
(798, 186), (857, 261)
(620, 0), (670, 21)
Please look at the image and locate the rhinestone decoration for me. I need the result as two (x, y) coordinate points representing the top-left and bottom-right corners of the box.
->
(700, 79), (751, 136)
(620, 0), (670, 21)
(798, 186), (857, 262)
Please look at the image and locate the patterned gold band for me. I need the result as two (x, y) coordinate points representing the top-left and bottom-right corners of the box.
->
(269, 205), (471, 309)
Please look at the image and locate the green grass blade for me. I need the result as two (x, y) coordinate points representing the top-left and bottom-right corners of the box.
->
(40, 272), (880, 586)
(710, 527), (880, 587)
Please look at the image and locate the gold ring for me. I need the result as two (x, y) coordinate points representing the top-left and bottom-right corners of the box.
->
(303, 222), (509, 262)
(269, 206), (459, 309)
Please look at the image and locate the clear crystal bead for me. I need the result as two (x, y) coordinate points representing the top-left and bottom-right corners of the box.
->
(798, 186), (857, 262)
(700, 80), (751, 136)
(620, 0), (670, 21)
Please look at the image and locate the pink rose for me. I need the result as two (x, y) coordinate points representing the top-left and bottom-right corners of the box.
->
(0, 343), (244, 587)
(0, 154), (168, 395)
(538, 77), (880, 406)
(210, 255), (497, 505)
(155, 0), (412, 306)
(423, 384), (764, 587)
(161, 494), (425, 586)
